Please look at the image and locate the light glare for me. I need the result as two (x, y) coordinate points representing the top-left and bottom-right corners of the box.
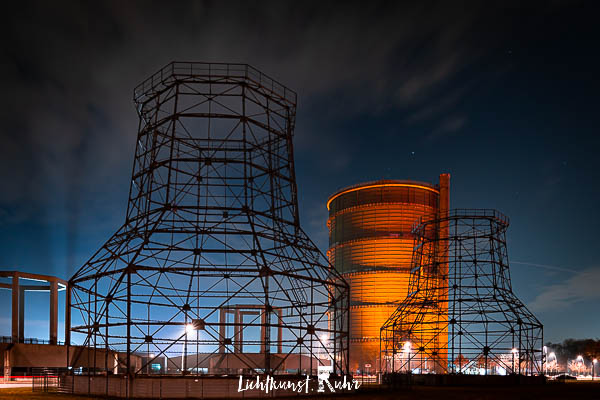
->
(186, 324), (195, 334)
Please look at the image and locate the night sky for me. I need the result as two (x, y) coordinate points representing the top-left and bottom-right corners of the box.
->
(1, 1), (599, 343)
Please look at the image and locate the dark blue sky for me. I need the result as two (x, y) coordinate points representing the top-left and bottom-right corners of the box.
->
(1, 1), (599, 343)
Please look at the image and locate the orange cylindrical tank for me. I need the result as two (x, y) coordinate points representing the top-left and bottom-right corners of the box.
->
(327, 177), (449, 373)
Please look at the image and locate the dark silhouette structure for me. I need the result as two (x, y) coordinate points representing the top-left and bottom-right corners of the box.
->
(381, 209), (543, 375)
(68, 62), (349, 379)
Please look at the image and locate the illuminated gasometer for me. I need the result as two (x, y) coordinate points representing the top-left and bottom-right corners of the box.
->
(327, 176), (450, 373)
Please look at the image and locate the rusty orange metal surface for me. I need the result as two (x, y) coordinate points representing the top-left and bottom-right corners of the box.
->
(327, 176), (449, 372)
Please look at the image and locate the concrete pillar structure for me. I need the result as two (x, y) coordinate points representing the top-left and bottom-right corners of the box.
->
(233, 308), (241, 353)
(237, 310), (259, 353)
(1, 271), (67, 345)
(218, 305), (283, 354)
(0, 271), (67, 382)
(260, 308), (266, 354)
(218, 308), (226, 354)
(18, 287), (25, 343)
(277, 309), (283, 354)
(65, 284), (71, 345)
(11, 273), (19, 343)
(50, 280), (58, 345)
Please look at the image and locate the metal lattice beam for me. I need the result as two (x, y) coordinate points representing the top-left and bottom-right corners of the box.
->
(380, 209), (543, 376)
(68, 62), (350, 378)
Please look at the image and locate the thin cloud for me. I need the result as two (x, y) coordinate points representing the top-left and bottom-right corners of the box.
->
(404, 86), (469, 124)
(0, 1), (573, 277)
(528, 267), (600, 312)
(425, 115), (467, 142)
(2, 1), (484, 227)
(511, 261), (579, 275)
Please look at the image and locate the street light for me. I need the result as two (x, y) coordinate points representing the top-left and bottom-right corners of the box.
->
(319, 333), (329, 347)
(183, 324), (195, 373)
(543, 346), (548, 376)
(593, 359), (597, 381)
(549, 352), (556, 375)
(185, 323), (203, 375)
(511, 348), (518, 374)
(403, 342), (412, 373)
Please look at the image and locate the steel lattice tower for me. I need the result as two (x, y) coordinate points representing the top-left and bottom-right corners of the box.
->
(380, 209), (543, 375)
(68, 62), (349, 377)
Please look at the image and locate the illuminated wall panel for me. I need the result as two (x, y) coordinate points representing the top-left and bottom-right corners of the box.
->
(329, 238), (417, 273)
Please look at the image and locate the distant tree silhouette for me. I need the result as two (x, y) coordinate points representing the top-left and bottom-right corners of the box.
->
(546, 338), (600, 366)
(568, 359), (588, 375)
(454, 354), (469, 372)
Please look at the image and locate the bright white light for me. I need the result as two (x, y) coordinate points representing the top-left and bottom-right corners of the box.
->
(319, 334), (329, 344)
(511, 348), (518, 354)
(577, 355), (583, 361)
(403, 342), (412, 352)
(543, 346), (548, 353)
(186, 324), (195, 334)
(550, 352), (556, 358)
(593, 359), (598, 364)
(20, 277), (50, 283)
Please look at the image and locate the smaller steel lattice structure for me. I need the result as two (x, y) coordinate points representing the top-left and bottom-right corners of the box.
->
(381, 209), (543, 375)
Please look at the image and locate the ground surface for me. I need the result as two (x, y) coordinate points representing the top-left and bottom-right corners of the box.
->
(0, 388), (88, 399)
(1, 382), (599, 399)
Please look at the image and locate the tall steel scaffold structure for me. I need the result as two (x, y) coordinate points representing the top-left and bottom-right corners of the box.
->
(68, 62), (349, 377)
(381, 209), (543, 375)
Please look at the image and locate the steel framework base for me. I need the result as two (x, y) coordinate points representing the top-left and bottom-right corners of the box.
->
(381, 209), (543, 375)
(68, 62), (349, 379)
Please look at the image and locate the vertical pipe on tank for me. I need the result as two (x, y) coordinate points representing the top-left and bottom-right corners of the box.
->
(436, 173), (450, 373)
